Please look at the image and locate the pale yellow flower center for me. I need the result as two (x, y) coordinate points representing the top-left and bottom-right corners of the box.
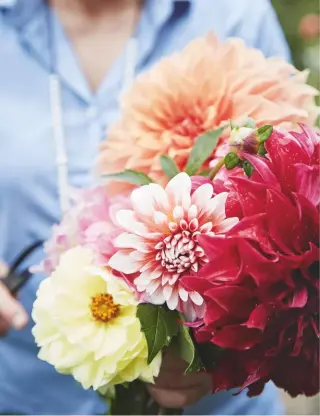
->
(90, 293), (120, 323)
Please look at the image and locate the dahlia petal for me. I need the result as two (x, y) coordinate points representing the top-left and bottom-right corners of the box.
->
(179, 286), (189, 302)
(153, 211), (168, 226)
(140, 260), (156, 273)
(166, 289), (179, 310)
(147, 183), (170, 211)
(130, 251), (146, 262)
(199, 221), (213, 233)
(228, 177), (268, 217)
(237, 239), (282, 285)
(188, 204), (198, 221)
(149, 288), (165, 305)
(205, 286), (255, 320)
(243, 153), (279, 188)
(146, 280), (161, 295)
(247, 305), (272, 330)
(131, 186), (157, 217)
(165, 173), (191, 210)
(226, 213), (274, 254)
(181, 276), (213, 294)
(109, 251), (141, 274)
(290, 285), (308, 308)
(291, 316), (305, 357)
(310, 318), (320, 338)
(149, 268), (163, 280)
(212, 325), (262, 350)
(183, 300), (197, 322)
(204, 192), (227, 220)
(198, 235), (243, 282)
(135, 272), (152, 285)
(294, 164), (320, 206)
(215, 217), (238, 233)
(181, 319), (203, 328)
(293, 193), (319, 251)
(189, 291), (203, 306)
(163, 285), (173, 301)
(114, 233), (150, 253)
(266, 189), (299, 254)
(265, 130), (309, 194)
(191, 184), (214, 209)
(191, 176), (214, 195)
(298, 123), (319, 155)
(173, 206), (184, 219)
(116, 210), (149, 236)
(238, 364), (270, 394)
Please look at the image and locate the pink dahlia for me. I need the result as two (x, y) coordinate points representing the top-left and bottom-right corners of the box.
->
(183, 125), (320, 396)
(108, 173), (238, 320)
(40, 187), (129, 274)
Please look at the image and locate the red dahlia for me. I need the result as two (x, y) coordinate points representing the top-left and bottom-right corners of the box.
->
(183, 125), (320, 397)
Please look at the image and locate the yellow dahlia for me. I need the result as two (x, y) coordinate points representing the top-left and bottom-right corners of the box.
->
(32, 247), (161, 391)
(98, 33), (319, 196)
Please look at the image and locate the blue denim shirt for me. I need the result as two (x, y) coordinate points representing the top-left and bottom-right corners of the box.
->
(0, 0), (289, 414)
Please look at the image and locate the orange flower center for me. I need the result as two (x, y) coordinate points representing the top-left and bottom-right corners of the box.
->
(90, 293), (120, 323)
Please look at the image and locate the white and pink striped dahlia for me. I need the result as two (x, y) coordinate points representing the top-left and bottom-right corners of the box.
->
(109, 173), (238, 320)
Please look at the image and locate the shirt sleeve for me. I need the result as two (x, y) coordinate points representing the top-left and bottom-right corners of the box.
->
(254, 0), (292, 61)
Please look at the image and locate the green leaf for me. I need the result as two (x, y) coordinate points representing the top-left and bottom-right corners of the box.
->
(102, 169), (153, 186)
(185, 127), (224, 176)
(257, 143), (267, 156)
(137, 305), (179, 364)
(224, 152), (240, 170)
(197, 168), (212, 177)
(243, 160), (254, 177)
(257, 125), (273, 143)
(160, 155), (180, 179)
(172, 316), (204, 374)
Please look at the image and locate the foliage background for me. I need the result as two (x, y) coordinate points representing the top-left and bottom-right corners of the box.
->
(272, 0), (319, 97)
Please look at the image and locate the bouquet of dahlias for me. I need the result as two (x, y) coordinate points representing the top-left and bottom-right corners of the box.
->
(32, 34), (319, 415)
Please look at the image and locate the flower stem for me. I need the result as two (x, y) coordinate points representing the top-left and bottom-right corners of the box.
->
(208, 158), (225, 180)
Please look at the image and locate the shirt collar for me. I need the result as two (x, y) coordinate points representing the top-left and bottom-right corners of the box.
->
(0, 0), (192, 27)
(0, 0), (43, 28)
(145, 0), (191, 26)
(1, 0), (193, 103)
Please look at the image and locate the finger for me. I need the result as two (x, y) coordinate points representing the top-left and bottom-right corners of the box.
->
(0, 318), (10, 336)
(0, 260), (8, 278)
(0, 284), (28, 330)
(154, 370), (211, 390)
(148, 383), (210, 409)
(161, 350), (188, 372)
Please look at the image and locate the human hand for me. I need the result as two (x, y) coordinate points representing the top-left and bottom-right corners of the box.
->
(147, 350), (211, 409)
(0, 260), (28, 336)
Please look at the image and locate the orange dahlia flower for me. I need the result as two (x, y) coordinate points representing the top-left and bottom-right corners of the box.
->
(98, 34), (319, 196)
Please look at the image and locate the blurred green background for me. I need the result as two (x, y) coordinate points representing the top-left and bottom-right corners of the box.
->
(272, 0), (319, 98)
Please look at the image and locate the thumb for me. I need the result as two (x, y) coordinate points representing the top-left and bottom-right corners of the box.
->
(0, 283), (28, 330)
(0, 260), (8, 278)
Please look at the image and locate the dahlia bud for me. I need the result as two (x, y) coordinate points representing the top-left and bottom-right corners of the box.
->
(229, 127), (259, 155)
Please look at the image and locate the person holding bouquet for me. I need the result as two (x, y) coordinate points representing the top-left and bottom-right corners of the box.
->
(0, 0), (294, 414)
